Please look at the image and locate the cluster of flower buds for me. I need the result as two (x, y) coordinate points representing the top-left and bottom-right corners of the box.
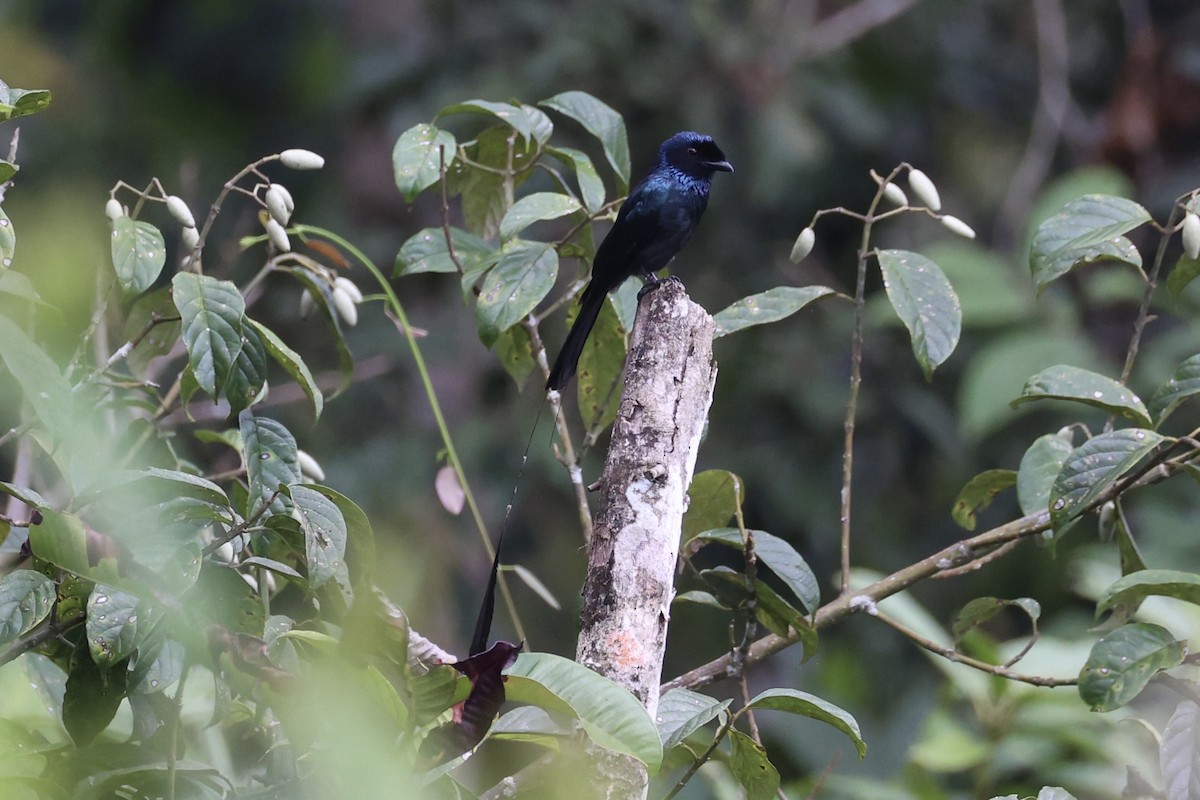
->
(260, 149), (323, 254)
(298, 275), (363, 327)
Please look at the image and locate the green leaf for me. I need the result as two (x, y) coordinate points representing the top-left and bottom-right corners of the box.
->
(246, 318), (323, 420)
(0, 271), (52, 311)
(1148, 353), (1200, 426)
(0, 159), (16, 184)
(0, 480), (52, 511)
(301, 485), (376, 588)
(1017, 431), (1074, 516)
(495, 323), (536, 386)
(0, 206), (14, 269)
(745, 687), (867, 758)
(290, 485), (348, 589)
(410, 664), (466, 726)
(239, 410), (300, 516)
(0, 570), (55, 643)
(656, 689), (730, 751)
(695, 529), (819, 615)
(394, 226), (497, 277)
(1029, 194), (1150, 292)
(575, 295), (625, 431)
(728, 729), (781, 800)
(123, 287), (181, 377)
(539, 91), (630, 190)
(62, 654), (128, 746)
(1049, 429), (1165, 530)
(437, 99), (553, 145)
(87, 585), (142, 670)
(393, 123), (456, 203)
(548, 146), (606, 214)
(172, 273), (246, 400)
(287, 268), (354, 398)
(951, 597), (1040, 643)
(1167, 255), (1200, 298)
(0, 82), (52, 121)
(505, 652), (663, 772)
(684, 470), (744, 541)
(951, 469), (1016, 531)
(713, 285), (837, 338)
(223, 322), (267, 413)
(1096, 570), (1200, 618)
(752, 578), (819, 658)
(876, 249), (961, 379)
(1160, 700), (1200, 800)
(110, 217), (167, 296)
(475, 241), (558, 347)
(1012, 364), (1151, 426)
(1078, 623), (1184, 711)
(499, 192), (582, 239)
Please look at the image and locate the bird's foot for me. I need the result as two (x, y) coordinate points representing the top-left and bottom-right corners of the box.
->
(637, 273), (683, 300)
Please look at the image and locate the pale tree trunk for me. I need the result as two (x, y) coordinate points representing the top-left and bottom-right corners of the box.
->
(574, 279), (718, 799)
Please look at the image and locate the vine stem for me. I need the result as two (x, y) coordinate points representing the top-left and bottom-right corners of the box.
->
(1118, 202), (1181, 386)
(292, 225), (528, 647)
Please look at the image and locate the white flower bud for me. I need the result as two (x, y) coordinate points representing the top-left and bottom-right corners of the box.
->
(940, 214), (976, 239)
(790, 227), (816, 263)
(265, 218), (291, 252)
(279, 149), (325, 170)
(1182, 212), (1200, 260)
(296, 449), (326, 482)
(331, 286), (359, 326)
(165, 195), (196, 228)
(882, 181), (908, 207)
(333, 276), (363, 303)
(265, 185), (291, 225)
(271, 183), (295, 214)
(181, 225), (200, 250)
(214, 540), (235, 564)
(299, 288), (315, 317)
(105, 198), (124, 221)
(907, 169), (941, 211)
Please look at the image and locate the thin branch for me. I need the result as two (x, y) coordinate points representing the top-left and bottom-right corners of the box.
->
(931, 538), (1020, 579)
(872, 610), (1076, 687)
(661, 715), (735, 800)
(1118, 203), (1180, 387)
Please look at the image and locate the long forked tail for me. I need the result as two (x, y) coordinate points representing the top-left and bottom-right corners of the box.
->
(546, 283), (605, 391)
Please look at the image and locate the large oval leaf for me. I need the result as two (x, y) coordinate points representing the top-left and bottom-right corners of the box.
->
(0, 570), (55, 643)
(290, 484), (348, 589)
(238, 410), (300, 516)
(1096, 569), (1200, 618)
(475, 241), (558, 347)
(548, 146), (606, 213)
(951, 469), (1016, 531)
(539, 91), (630, 189)
(394, 226), (497, 277)
(876, 249), (961, 379)
(1030, 194), (1149, 292)
(1011, 364), (1150, 426)
(1048, 429), (1166, 530)
(729, 728), (780, 800)
(393, 123), (456, 203)
(683, 470), (744, 541)
(1016, 431), (1074, 516)
(172, 273), (246, 399)
(1148, 353), (1200, 427)
(111, 217), (166, 296)
(1077, 623), (1184, 711)
(223, 322), (268, 413)
(505, 652), (662, 773)
(437, 100), (552, 146)
(745, 687), (866, 758)
(656, 689), (730, 752)
(694, 529), (819, 615)
(712, 285), (837, 338)
(1161, 700), (1200, 800)
(247, 319), (323, 420)
(87, 585), (142, 670)
(499, 192), (582, 239)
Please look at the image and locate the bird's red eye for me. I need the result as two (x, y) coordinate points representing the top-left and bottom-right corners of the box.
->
(687, 147), (698, 156)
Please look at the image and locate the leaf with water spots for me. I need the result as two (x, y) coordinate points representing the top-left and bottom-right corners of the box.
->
(499, 192), (582, 239)
(393, 123), (457, 203)
(876, 249), (961, 380)
(0, 206), (14, 270)
(111, 217), (166, 296)
(1016, 431), (1074, 516)
(239, 410), (300, 516)
(1048, 428), (1166, 531)
(1148, 353), (1200, 427)
(1012, 364), (1151, 427)
(394, 226), (497, 277)
(172, 273), (246, 400)
(1078, 622), (1184, 711)
(1029, 194), (1150, 293)
(475, 240), (558, 347)
(291, 484), (348, 589)
(712, 285), (837, 337)
(86, 584), (142, 670)
(0, 570), (56, 643)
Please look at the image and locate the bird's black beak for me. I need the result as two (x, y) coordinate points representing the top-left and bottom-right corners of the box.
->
(707, 159), (734, 173)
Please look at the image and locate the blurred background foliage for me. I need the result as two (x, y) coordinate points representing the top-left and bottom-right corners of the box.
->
(3, 0), (1200, 796)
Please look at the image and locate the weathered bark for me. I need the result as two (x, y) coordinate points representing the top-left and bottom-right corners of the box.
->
(574, 279), (717, 798)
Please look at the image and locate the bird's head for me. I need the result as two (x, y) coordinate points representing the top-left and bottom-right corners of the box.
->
(659, 132), (734, 179)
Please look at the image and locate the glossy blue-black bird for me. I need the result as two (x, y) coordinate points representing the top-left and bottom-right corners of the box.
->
(546, 131), (732, 391)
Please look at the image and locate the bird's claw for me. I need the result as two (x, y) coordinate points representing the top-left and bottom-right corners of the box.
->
(637, 274), (683, 300)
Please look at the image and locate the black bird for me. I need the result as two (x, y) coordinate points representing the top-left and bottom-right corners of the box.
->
(546, 131), (732, 391)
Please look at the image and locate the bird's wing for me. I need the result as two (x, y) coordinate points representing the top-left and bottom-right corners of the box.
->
(592, 180), (700, 285)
